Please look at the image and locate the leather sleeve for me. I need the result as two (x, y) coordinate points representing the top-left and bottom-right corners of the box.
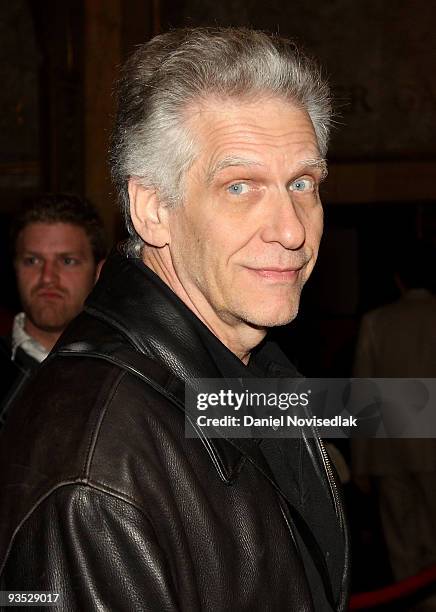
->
(1, 484), (179, 612)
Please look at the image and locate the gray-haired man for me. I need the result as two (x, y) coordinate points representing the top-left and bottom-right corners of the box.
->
(0, 28), (349, 611)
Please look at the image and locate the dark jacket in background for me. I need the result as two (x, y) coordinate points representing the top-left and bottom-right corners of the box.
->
(0, 336), (38, 429)
(0, 250), (350, 611)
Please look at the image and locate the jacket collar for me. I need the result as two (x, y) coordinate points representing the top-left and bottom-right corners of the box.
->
(85, 248), (225, 382)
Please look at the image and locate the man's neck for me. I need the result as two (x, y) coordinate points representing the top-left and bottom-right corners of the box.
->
(210, 323), (264, 365)
(23, 318), (62, 352)
(143, 252), (266, 364)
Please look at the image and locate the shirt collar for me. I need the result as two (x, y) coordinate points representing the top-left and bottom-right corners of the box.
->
(11, 313), (49, 363)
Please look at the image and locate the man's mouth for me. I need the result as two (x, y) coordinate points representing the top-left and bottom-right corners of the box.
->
(35, 290), (64, 300)
(245, 266), (304, 281)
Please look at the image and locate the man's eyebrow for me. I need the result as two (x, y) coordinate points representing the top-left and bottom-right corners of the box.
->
(206, 155), (328, 184)
(206, 156), (262, 184)
(19, 250), (84, 258)
(299, 158), (328, 180)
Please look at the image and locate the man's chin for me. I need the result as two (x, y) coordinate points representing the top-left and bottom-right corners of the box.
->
(27, 310), (73, 334)
(244, 305), (300, 329)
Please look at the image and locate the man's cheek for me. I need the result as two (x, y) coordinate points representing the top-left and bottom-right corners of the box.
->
(17, 273), (32, 293)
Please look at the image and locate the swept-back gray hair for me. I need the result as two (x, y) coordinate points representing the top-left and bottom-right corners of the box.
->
(110, 27), (332, 256)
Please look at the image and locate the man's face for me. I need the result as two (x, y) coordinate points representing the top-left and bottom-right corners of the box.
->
(14, 222), (97, 334)
(166, 96), (325, 331)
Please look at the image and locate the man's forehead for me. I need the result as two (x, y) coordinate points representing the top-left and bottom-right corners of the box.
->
(16, 222), (91, 253)
(188, 95), (316, 133)
(186, 96), (322, 175)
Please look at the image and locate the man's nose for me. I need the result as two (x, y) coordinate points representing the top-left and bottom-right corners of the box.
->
(260, 190), (306, 250)
(40, 260), (59, 284)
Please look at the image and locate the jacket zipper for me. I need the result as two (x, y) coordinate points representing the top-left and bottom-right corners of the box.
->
(314, 430), (349, 612)
(316, 435), (343, 529)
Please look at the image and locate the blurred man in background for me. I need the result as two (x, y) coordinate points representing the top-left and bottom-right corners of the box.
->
(0, 193), (107, 427)
(352, 241), (436, 611)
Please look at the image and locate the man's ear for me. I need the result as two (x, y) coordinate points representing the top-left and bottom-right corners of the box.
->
(94, 259), (105, 283)
(128, 178), (170, 248)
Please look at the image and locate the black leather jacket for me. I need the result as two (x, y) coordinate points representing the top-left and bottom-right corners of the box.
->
(0, 250), (350, 611)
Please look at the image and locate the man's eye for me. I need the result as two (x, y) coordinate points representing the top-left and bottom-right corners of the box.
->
(227, 182), (249, 196)
(63, 257), (78, 266)
(23, 256), (39, 266)
(290, 178), (314, 192)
